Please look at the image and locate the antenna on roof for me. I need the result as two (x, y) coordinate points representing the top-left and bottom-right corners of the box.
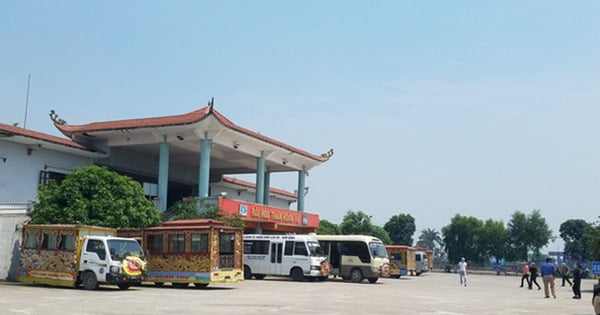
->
(23, 74), (31, 129)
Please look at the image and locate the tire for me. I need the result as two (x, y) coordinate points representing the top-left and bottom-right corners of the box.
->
(194, 283), (209, 288)
(291, 268), (304, 281)
(244, 265), (252, 280)
(350, 268), (363, 283)
(117, 283), (130, 290)
(254, 274), (266, 280)
(368, 277), (378, 284)
(154, 282), (164, 287)
(81, 272), (99, 290)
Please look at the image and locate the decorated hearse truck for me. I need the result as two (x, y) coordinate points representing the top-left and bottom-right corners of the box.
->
(17, 224), (146, 290)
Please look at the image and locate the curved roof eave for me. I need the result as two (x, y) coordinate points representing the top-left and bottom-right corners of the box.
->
(0, 122), (107, 158)
(52, 105), (332, 163)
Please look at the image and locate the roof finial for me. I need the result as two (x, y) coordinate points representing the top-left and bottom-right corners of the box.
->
(49, 110), (67, 125)
(320, 148), (334, 158)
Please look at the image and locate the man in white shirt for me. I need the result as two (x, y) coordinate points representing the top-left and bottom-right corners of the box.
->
(457, 257), (468, 286)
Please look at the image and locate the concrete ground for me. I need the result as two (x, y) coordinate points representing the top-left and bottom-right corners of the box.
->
(0, 272), (597, 315)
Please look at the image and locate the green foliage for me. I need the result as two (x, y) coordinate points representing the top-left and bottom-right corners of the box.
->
(559, 219), (591, 262)
(442, 214), (484, 264)
(166, 197), (245, 229)
(507, 209), (553, 261)
(416, 228), (443, 251)
(29, 165), (161, 228)
(317, 220), (339, 235)
(586, 218), (600, 261)
(383, 213), (416, 245)
(338, 210), (391, 243)
(478, 219), (508, 264)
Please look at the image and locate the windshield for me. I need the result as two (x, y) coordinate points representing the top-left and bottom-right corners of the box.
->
(108, 239), (144, 260)
(369, 242), (388, 258)
(307, 241), (324, 256)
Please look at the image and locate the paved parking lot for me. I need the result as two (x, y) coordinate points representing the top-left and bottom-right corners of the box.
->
(0, 272), (597, 315)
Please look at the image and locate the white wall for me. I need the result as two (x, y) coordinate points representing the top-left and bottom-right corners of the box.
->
(0, 141), (94, 203)
(0, 212), (29, 280)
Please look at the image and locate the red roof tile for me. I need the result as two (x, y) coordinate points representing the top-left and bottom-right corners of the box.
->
(0, 122), (94, 152)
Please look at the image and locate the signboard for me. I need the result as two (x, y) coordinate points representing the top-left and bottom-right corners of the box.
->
(592, 261), (600, 276)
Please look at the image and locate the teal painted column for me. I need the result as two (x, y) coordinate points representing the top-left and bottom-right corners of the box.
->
(157, 138), (170, 211)
(297, 167), (306, 212)
(255, 152), (265, 204)
(263, 171), (271, 205)
(198, 134), (212, 198)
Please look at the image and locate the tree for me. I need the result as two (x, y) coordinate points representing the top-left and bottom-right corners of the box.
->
(442, 214), (484, 264)
(478, 219), (508, 263)
(416, 228), (443, 251)
(317, 220), (339, 235)
(338, 210), (391, 243)
(383, 213), (416, 245)
(29, 165), (161, 228)
(587, 218), (600, 261)
(507, 209), (553, 261)
(559, 219), (591, 262)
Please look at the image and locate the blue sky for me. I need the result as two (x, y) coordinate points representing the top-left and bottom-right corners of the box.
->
(2, 1), (600, 250)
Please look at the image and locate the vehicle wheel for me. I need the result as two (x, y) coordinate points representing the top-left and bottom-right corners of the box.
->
(117, 283), (130, 290)
(368, 277), (378, 284)
(254, 274), (266, 280)
(350, 268), (363, 283)
(194, 283), (209, 289)
(291, 268), (304, 281)
(244, 265), (252, 280)
(154, 282), (164, 287)
(172, 283), (189, 288)
(82, 272), (99, 290)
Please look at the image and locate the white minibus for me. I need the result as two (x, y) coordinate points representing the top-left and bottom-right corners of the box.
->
(243, 234), (329, 281)
(311, 234), (390, 283)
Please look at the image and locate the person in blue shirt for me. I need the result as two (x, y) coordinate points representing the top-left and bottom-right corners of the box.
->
(540, 257), (556, 298)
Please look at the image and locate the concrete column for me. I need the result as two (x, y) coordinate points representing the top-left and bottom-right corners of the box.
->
(263, 171), (271, 205)
(198, 134), (212, 198)
(255, 152), (265, 204)
(297, 167), (306, 212)
(157, 138), (170, 211)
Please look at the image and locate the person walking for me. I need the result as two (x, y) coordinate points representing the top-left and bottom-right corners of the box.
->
(560, 263), (573, 287)
(528, 262), (541, 290)
(457, 257), (467, 287)
(571, 262), (582, 299)
(541, 257), (557, 298)
(520, 262), (531, 288)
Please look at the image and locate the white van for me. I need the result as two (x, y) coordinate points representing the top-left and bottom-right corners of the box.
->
(243, 234), (329, 281)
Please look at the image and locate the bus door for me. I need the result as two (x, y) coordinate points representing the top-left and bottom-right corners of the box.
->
(269, 241), (284, 275)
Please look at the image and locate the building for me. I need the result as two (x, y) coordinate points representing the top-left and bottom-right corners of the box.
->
(0, 101), (332, 278)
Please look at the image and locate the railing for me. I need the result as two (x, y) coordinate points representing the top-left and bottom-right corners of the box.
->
(219, 254), (235, 269)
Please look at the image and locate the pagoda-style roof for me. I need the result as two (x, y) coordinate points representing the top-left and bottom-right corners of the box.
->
(50, 102), (333, 174)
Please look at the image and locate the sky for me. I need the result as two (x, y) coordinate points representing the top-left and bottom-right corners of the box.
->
(2, 1), (600, 251)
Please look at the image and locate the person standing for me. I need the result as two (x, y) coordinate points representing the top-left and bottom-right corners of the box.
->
(529, 262), (541, 290)
(457, 257), (467, 287)
(520, 262), (531, 288)
(541, 257), (557, 298)
(561, 263), (573, 287)
(571, 262), (582, 299)
(593, 283), (600, 315)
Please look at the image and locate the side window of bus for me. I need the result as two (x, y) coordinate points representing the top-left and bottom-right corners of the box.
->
(148, 234), (164, 253)
(86, 239), (106, 260)
(294, 242), (308, 256)
(244, 240), (269, 254)
(284, 241), (294, 256)
(191, 234), (208, 253)
(342, 242), (370, 263)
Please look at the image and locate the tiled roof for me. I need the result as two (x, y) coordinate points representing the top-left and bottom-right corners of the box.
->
(222, 176), (297, 199)
(0, 122), (94, 152)
(53, 105), (330, 162)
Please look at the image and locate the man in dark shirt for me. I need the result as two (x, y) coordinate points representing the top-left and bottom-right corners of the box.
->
(540, 257), (556, 298)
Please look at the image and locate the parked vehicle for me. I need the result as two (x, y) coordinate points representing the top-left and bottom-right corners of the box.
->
(385, 245), (416, 278)
(119, 219), (244, 288)
(312, 234), (390, 283)
(17, 224), (146, 290)
(243, 234), (329, 281)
